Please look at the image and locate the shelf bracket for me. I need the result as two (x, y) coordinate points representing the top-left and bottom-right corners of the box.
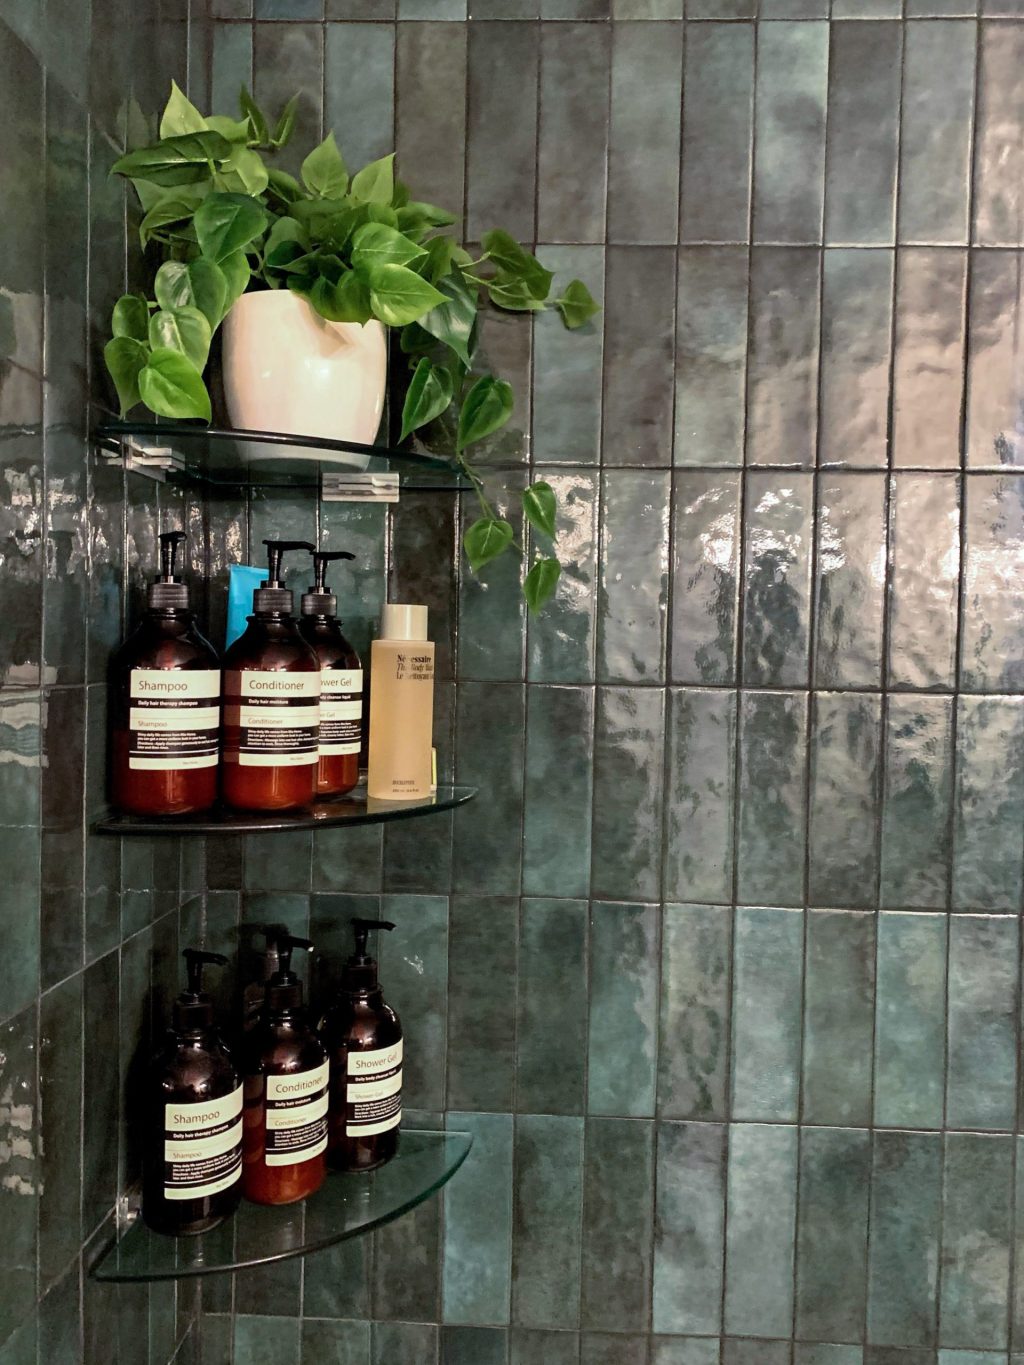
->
(99, 435), (183, 485)
(321, 471), (400, 504)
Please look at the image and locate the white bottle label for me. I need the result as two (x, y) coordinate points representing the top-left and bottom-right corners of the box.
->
(129, 669), (220, 771)
(320, 668), (363, 756)
(232, 670), (320, 768)
(346, 1040), (402, 1138)
(163, 1085), (243, 1201)
(265, 1061), (329, 1166)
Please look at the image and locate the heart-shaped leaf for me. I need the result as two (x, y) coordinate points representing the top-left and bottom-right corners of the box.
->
(138, 194), (203, 247)
(148, 305), (212, 371)
(481, 229), (553, 300)
(154, 258), (228, 328)
(301, 131), (348, 199)
(367, 263), (445, 328)
(138, 348), (212, 420)
(307, 271), (374, 325)
(456, 374), (514, 452)
(554, 278), (601, 330)
(112, 130), (233, 182)
(350, 153), (395, 206)
(400, 358), (454, 443)
(267, 167), (303, 203)
(193, 192), (267, 262)
(464, 516), (514, 572)
(523, 557), (561, 614)
(487, 275), (547, 312)
(522, 481), (557, 540)
(219, 251), (251, 314)
(104, 336), (148, 415)
(159, 80), (207, 138)
(418, 267), (477, 367)
(205, 115), (252, 143)
(112, 295), (150, 343)
(351, 222), (426, 272)
(220, 144), (269, 196)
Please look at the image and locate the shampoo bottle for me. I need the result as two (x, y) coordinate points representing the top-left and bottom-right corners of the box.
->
(323, 919), (402, 1173)
(111, 530), (220, 816)
(221, 540), (320, 812)
(366, 605), (434, 801)
(143, 949), (242, 1236)
(297, 549), (362, 800)
(242, 934), (328, 1206)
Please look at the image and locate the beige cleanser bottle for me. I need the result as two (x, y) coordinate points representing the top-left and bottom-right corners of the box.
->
(367, 604), (435, 800)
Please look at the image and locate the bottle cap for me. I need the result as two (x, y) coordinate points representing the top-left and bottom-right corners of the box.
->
(254, 540), (315, 616)
(301, 549), (355, 618)
(149, 530), (190, 610)
(174, 948), (228, 1032)
(266, 933), (313, 1011)
(341, 918), (395, 992)
(379, 604), (428, 642)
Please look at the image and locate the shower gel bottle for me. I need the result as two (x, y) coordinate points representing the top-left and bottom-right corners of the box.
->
(297, 549), (362, 800)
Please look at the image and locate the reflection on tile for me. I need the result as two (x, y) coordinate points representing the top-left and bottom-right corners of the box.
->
(664, 690), (736, 906)
(653, 1122), (726, 1336)
(953, 697), (1024, 910)
(527, 466), (599, 683)
(511, 1116), (584, 1330)
(533, 251), (605, 468)
(516, 900), (588, 1114)
(746, 250), (821, 468)
(900, 22), (976, 245)
(940, 1134), (1013, 1349)
(752, 21), (828, 245)
(523, 688), (593, 899)
(659, 903), (731, 1120)
(730, 906), (804, 1122)
(539, 24), (609, 243)
(443, 1113), (513, 1326)
(946, 915), (1018, 1130)
(874, 912), (947, 1128)
(737, 691), (808, 907)
(973, 23), (1024, 246)
(893, 249), (967, 469)
(819, 251), (894, 469)
(591, 687), (665, 903)
(815, 474), (887, 687)
(602, 248), (676, 466)
(881, 695), (954, 908)
(807, 693), (882, 908)
(795, 1127), (870, 1341)
(458, 472), (526, 682)
(742, 472), (813, 685)
(0, 1008), (37, 1346)
(588, 901), (659, 1117)
(38, 974), (82, 1291)
(803, 911), (875, 1126)
(608, 22), (682, 245)
(598, 469), (670, 682)
(580, 1119), (655, 1332)
(395, 21), (465, 210)
(961, 476), (1024, 689)
(671, 471), (740, 685)
(889, 474), (961, 691)
(679, 23), (755, 244)
(675, 248), (749, 467)
(466, 22), (537, 241)
(724, 1123), (797, 1337)
(966, 251), (1024, 469)
(868, 1130), (943, 1348)
(446, 896), (516, 1112)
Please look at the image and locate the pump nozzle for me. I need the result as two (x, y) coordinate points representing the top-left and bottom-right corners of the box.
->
(149, 530), (190, 609)
(174, 947), (228, 1032)
(254, 539), (315, 615)
(266, 933), (314, 1011)
(302, 548), (356, 617)
(160, 530), (187, 580)
(343, 919), (395, 992)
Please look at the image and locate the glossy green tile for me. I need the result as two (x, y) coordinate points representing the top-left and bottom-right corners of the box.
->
(0, 823), (38, 1023)
(372, 1191), (441, 1323)
(795, 1127), (870, 1340)
(526, 467), (599, 683)
(796, 1350), (864, 1365)
(807, 692), (882, 909)
(752, 21), (828, 245)
(675, 248), (748, 467)
(825, 21), (902, 245)
(532, 246), (604, 468)
(608, 21), (682, 245)
(671, 472), (740, 685)
(234, 1225), (301, 1318)
(966, 251), (1024, 469)
(233, 1316), (301, 1365)
(372, 1322), (439, 1365)
(516, 901), (587, 1114)
(973, 23), (1024, 246)
(814, 475), (887, 686)
(601, 249), (676, 467)
(664, 690), (735, 906)
(652, 1122), (726, 1335)
(243, 829), (312, 894)
(466, 21), (537, 241)
(961, 478), (1024, 689)
(588, 901), (659, 1117)
(889, 474), (961, 691)
(653, 1341), (721, 1365)
(819, 251), (894, 469)
(947, 915), (1018, 1130)
(1013, 1139), (1024, 1349)
(303, 1239), (370, 1321)
(880, 695), (954, 909)
(874, 913), (947, 1128)
(301, 1320), (370, 1365)
(394, 18), (464, 210)
(580, 1118), (655, 1332)
(746, 251), (821, 468)
(938, 1353), (1009, 1364)
(459, 473), (526, 684)
(722, 1343), (790, 1365)
(680, 21), (754, 242)
(658, 904), (731, 1120)
(511, 1115), (584, 1330)
(523, 688), (593, 900)
(731, 907), (803, 1120)
(0, 1312), (37, 1365)
(892, 249), (967, 469)
(441, 1328), (508, 1365)
(582, 1335), (649, 1365)
(376, 895), (448, 1113)
(0, 691), (40, 827)
(452, 683), (525, 895)
(38, 973), (82, 1291)
(864, 1352), (937, 1365)
(510, 1331), (579, 1365)
(0, 1006), (37, 1345)
(312, 826), (384, 896)
(253, 24), (323, 176)
(592, 687), (665, 902)
(941, 1134), (1013, 1349)
(443, 1112), (513, 1325)
(446, 896), (517, 1112)
(82, 951), (119, 1235)
(324, 24), (394, 172)
(742, 471), (814, 683)
(37, 1264), (77, 1365)
(737, 692), (808, 908)
(724, 1123), (797, 1338)
(803, 911), (875, 1126)
(538, 25), (608, 241)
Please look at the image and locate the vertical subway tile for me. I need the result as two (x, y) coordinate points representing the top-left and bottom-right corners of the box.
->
(752, 21), (828, 245)
(670, 470), (740, 686)
(907, 0), (978, 9)
(511, 1331), (579, 1365)
(724, 1123), (798, 1338)
(580, 1118), (655, 1332)
(380, 894), (449, 1112)
(452, 682), (525, 894)
(723, 1344), (790, 1365)
(899, 22), (976, 246)
(533, 251), (605, 468)
(961, 476), (1024, 689)
(795, 1350), (864, 1365)
(889, 474), (962, 690)
(373, 1190), (442, 1323)
(301, 1321), (370, 1364)
(592, 686), (666, 903)
(324, 24), (395, 170)
(730, 906), (804, 1121)
(687, 0), (755, 13)
(442, 1112), (513, 1326)
(965, 250), (1024, 469)
(516, 900), (588, 1114)
(446, 896), (517, 1112)
(372, 1322), (438, 1365)
(523, 687), (593, 900)
(653, 1122), (726, 1336)
(946, 915), (1018, 1130)
(675, 247), (749, 466)
(252, 24), (323, 175)
(658, 904), (732, 1120)
(880, 695), (954, 908)
(511, 1115), (585, 1330)
(587, 901), (660, 1117)
(892, 249), (968, 469)
(0, 1007), (38, 1346)
(466, 22), (538, 242)
(742, 470), (814, 685)
(525, 467), (599, 683)
(814, 473), (887, 687)
(395, 22), (466, 211)
(746, 248), (821, 468)
(803, 911), (876, 1126)
(824, 22), (902, 245)
(663, 689), (736, 906)
(807, 692), (882, 909)
(582, 1334), (650, 1365)
(679, 23), (754, 244)
(973, 22), (1024, 246)
(874, 912), (948, 1128)
(441, 1329), (507, 1365)
(940, 1134), (1013, 1349)
(652, 1339), (722, 1365)
(598, 469), (670, 682)
(1014, 1142), (1024, 1350)
(737, 691), (808, 907)
(953, 696), (1024, 910)
(538, 24), (609, 243)
(38, 974), (82, 1291)
(819, 249), (894, 469)
(795, 1127), (871, 1342)
(601, 247), (676, 465)
(458, 473), (527, 682)
(608, 22), (682, 245)
(868, 1130), (943, 1348)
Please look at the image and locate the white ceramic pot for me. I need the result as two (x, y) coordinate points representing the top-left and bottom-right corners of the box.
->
(222, 290), (387, 463)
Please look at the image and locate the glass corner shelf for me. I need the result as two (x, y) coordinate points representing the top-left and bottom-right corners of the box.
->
(90, 1130), (472, 1283)
(94, 781), (477, 836)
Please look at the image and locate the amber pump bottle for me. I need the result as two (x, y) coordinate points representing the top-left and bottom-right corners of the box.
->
(297, 549), (362, 800)
(111, 530), (220, 816)
(242, 934), (328, 1206)
(143, 950), (242, 1236)
(323, 919), (402, 1173)
(221, 540), (320, 812)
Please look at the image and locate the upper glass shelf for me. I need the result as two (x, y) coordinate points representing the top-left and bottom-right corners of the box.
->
(94, 780), (477, 836)
(90, 1130), (472, 1283)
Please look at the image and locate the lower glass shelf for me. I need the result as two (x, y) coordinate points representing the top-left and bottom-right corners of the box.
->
(90, 1130), (472, 1283)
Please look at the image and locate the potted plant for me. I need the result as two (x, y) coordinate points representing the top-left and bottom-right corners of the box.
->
(104, 83), (599, 612)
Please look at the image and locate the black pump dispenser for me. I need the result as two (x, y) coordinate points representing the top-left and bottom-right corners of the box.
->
(174, 949), (228, 1032)
(149, 530), (190, 610)
(342, 919), (395, 992)
(266, 933), (314, 1011)
(302, 549), (356, 618)
(254, 539), (315, 616)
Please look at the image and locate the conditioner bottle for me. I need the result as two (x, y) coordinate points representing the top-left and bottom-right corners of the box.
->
(297, 549), (362, 800)
(366, 604), (434, 801)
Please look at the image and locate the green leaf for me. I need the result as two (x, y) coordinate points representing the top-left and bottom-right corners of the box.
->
(522, 480), (557, 540)
(266, 167), (303, 203)
(271, 95), (299, 149)
(193, 192), (267, 262)
(159, 80), (207, 138)
(396, 201), (457, 234)
(349, 153), (395, 206)
(112, 129), (233, 183)
(138, 348), (212, 421)
(301, 131), (348, 199)
(419, 235), (456, 284)
(148, 306), (212, 371)
(204, 115), (251, 144)
(486, 274), (547, 312)
(366, 263), (445, 328)
(399, 322), (436, 355)
(351, 222), (426, 272)
(138, 194), (202, 247)
(219, 251), (251, 313)
(220, 144), (269, 196)
(239, 86), (269, 144)
(464, 516), (514, 572)
(306, 270), (374, 325)
(263, 215), (307, 264)
(104, 336), (148, 415)
(418, 267), (477, 368)
(480, 229), (553, 300)
(523, 557), (561, 614)
(554, 278), (600, 330)
(456, 374), (513, 452)
(400, 358), (454, 443)
(153, 258), (229, 327)
(111, 295), (149, 343)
